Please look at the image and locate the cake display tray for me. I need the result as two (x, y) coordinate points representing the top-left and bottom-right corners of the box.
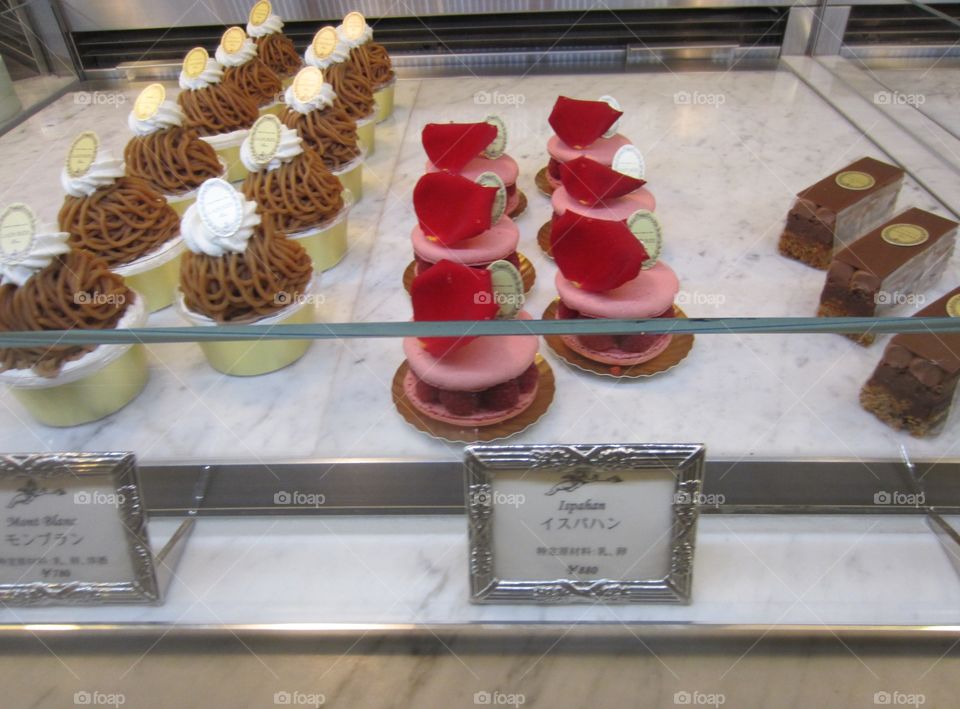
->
(0, 67), (956, 466)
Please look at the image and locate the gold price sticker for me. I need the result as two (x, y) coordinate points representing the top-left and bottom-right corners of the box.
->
(292, 66), (324, 103)
(0, 203), (36, 263)
(835, 170), (876, 191)
(946, 294), (960, 318)
(342, 11), (367, 40)
(483, 115), (507, 159)
(65, 131), (99, 179)
(248, 0), (271, 26)
(476, 171), (506, 225)
(221, 26), (247, 55)
(487, 260), (524, 320)
(881, 223), (929, 247)
(133, 83), (165, 121)
(249, 114), (283, 164)
(627, 209), (662, 270)
(182, 47), (209, 78)
(312, 27), (338, 58)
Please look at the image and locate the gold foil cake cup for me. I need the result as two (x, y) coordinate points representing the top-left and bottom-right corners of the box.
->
(175, 276), (319, 376)
(113, 235), (185, 313)
(0, 292), (149, 427)
(374, 77), (396, 123)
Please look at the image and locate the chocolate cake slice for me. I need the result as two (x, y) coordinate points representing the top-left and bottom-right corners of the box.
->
(817, 207), (957, 345)
(778, 157), (904, 269)
(860, 285), (960, 437)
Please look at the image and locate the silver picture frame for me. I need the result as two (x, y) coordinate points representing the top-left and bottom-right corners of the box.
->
(465, 443), (706, 604)
(0, 452), (160, 605)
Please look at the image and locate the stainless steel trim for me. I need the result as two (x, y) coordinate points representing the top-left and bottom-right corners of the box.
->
(782, 6), (816, 55)
(132, 457), (960, 518)
(842, 44), (960, 59)
(812, 4), (851, 55)
(0, 622), (958, 646)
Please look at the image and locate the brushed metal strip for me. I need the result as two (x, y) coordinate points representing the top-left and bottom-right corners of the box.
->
(0, 622), (958, 647)
(842, 44), (960, 59)
(134, 458), (960, 517)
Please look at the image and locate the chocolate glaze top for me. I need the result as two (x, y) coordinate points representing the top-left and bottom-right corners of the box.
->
(834, 207), (958, 279)
(797, 157), (903, 212)
(890, 285), (960, 375)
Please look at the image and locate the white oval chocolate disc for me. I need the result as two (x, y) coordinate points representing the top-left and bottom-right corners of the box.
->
(599, 95), (622, 139)
(612, 144), (645, 180)
(487, 260), (524, 319)
(249, 114), (283, 165)
(198, 179), (244, 239)
(133, 83), (166, 121)
(292, 66), (324, 103)
(483, 115), (507, 159)
(342, 11), (367, 40)
(476, 171), (506, 224)
(182, 47), (208, 78)
(627, 209), (662, 269)
(312, 27), (338, 58)
(0, 203), (36, 263)
(65, 131), (99, 179)
(248, 0), (272, 26)
(221, 26), (247, 55)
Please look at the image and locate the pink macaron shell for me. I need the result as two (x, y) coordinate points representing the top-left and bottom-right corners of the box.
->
(403, 311), (539, 391)
(547, 133), (631, 166)
(551, 186), (656, 221)
(560, 333), (672, 366)
(555, 261), (679, 319)
(403, 369), (539, 427)
(426, 154), (519, 188)
(411, 215), (519, 266)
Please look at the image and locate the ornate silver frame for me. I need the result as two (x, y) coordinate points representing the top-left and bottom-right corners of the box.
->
(0, 452), (159, 605)
(466, 444), (706, 604)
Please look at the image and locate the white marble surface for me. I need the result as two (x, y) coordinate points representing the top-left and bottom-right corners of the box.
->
(0, 514), (957, 626)
(0, 68), (957, 465)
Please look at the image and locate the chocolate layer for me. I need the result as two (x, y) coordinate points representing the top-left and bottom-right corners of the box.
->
(860, 284), (960, 436)
(779, 157), (903, 269)
(819, 208), (958, 321)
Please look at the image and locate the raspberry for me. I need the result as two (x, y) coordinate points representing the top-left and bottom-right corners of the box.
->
(439, 389), (479, 416)
(481, 380), (520, 411)
(578, 334), (617, 351)
(504, 251), (521, 270)
(517, 364), (539, 394)
(414, 378), (439, 403)
(414, 256), (435, 276)
(557, 301), (580, 319)
(547, 158), (562, 179)
(620, 333), (663, 353)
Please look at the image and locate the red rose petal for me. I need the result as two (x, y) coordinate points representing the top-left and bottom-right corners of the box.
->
(411, 259), (499, 357)
(413, 172), (496, 246)
(548, 96), (623, 149)
(422, 122), (498, 172)
(550, 211), (648, 292)
(560, 156), (646, 206)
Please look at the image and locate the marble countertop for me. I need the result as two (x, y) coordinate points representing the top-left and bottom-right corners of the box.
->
(0, 65), (957, 466)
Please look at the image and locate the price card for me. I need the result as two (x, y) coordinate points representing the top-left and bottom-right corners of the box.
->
(0, 453), (159, 605)
(312, 27), (338, 59)
(466, 444), (705, 604)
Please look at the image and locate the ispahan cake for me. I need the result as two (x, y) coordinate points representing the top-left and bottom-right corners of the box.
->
(411, 171), (520, 276)
(860, 285), (960, 437)
(551, 154), (654, 223)
(246, 0), (301, 80)
(402, 260), (540, 427)
(817, 207), (957, 345)
(544, 96), (631, 193)
(423, 119), (525, 217)
(551, 210), (678, 366)
(779, 157), (904, 270)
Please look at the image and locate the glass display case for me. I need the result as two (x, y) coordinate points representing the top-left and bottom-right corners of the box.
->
(0, 1), (958, 706)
